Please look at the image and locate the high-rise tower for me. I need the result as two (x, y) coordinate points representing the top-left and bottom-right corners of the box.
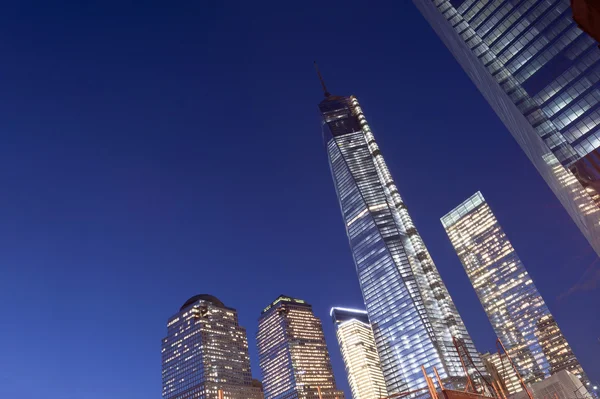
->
(331, 307), (388, 399)
(161, 295), (263, 399)
(257, 295), (345, 399)
(412, 0), (600, 256)
(441, 192), (588, 389)
(319, 79), (483, 394)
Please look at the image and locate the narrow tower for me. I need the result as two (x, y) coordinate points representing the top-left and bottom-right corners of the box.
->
(319, 75), (483, 394)
(331, 307), (388, 399)
(441, 192), (588, 390)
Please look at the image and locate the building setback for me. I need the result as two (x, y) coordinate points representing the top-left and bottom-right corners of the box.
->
(441, 192), (588, 390)
(257, 295), (345, 399)
(412, 0), (600, 256)
(161, 295), (263, 399)
(331, 307), (388, 399)
(319, 82), (483, 395)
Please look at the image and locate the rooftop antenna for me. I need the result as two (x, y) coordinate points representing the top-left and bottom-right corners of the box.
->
(314, 61), (331, 98)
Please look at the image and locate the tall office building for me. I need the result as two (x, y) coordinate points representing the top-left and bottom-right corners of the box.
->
(319, 83), (483, 394)
(411, 0), (600, 256)
(441, 192), (588, 389)
(331, 307), (388, 399)
(161, 295), (263, 399)
(257, 295), (345, 399)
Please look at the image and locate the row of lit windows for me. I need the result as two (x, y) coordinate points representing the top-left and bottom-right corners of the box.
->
(328, 96), (483, 392)
(257, 300), (342, 399)
(444, 198), (584, 385)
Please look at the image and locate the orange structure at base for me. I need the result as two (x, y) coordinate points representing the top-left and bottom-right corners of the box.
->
(441, 390), (495, 399)
(572, 0), (600, 43)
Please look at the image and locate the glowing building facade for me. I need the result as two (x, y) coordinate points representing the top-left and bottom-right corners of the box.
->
(257, 296), (345, 399)
(320, 90), (483, 395)
(442, 192), (588, 388)
(412, 0), (600, 256)
(161, 295), (263, 399)
(331, 307), (388, 399)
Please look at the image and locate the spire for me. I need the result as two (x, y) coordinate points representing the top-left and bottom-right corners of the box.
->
(314, 61), (331, 98)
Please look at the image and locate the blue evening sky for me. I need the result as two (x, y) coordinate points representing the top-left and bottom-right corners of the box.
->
(0, 2), (598, 398)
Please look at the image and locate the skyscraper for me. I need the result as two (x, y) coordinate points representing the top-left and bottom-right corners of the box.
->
(331, 307), (388, 399)
(257, 295), (345, 399)
(441, 192), (588, 389)
(161, 294), (263, 399)
(319, 81), (483, 394)
(411, 0), (600, 256)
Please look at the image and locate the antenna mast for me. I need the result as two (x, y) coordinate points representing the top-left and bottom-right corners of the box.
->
(314, 61), (331, 98)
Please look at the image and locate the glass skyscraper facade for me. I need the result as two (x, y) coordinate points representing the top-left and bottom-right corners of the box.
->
(320, 93), (483, 395)
(331, 307), (388, 399)
(257, 295), (345, 399)
(412, 0), (600, 256)
(161, 295), (263, 399)
(441, 192), (588, 390)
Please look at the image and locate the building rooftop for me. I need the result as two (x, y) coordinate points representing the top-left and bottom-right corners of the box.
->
(261, 295), (309, 314)
(330, 307), (370, 327)
(180, 294), (227, 311)
(441, 191), (486, 228)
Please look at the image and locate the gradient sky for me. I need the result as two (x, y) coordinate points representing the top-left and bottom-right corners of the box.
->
(0, 2), (598, 399)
